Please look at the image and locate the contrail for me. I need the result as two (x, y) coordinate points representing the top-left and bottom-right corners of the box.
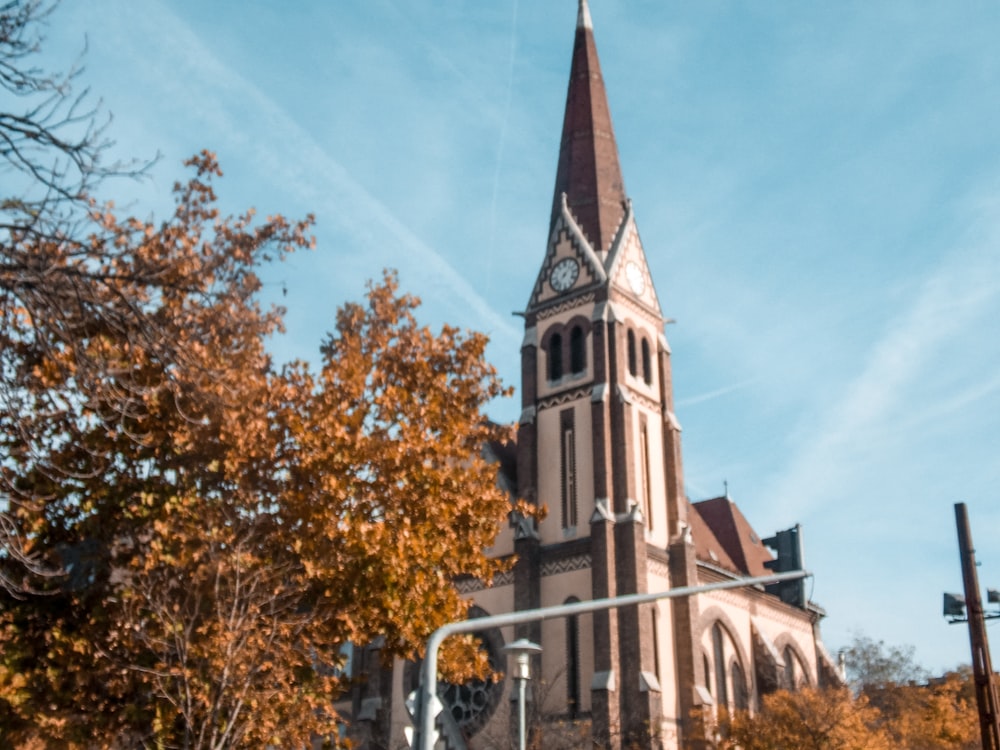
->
(486, 0), (521, 294)
(99, 0), (521, 348)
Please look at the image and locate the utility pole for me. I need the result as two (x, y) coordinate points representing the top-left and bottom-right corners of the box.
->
(955, 502), (1000, 750)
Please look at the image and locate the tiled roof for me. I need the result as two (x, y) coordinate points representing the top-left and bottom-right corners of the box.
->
(690, 496), (775, 577)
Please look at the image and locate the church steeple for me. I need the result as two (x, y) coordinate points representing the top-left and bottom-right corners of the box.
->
(513, 4), (686, 748)
(551, 0), (627, 255)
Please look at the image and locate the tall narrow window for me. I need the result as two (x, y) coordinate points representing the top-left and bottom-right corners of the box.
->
(650, 607), (661, 682)
(641, 337), (652, 385)
(639, 420), (653, 530)
(570, 325), (585, 374)
(566, 597), (581, 718)
(627, 329), (637, 376)
(713, 623), (729, 708)
(731, 662), (748, 710)
(561, 410), (577, 528)
(784, 646), (796, 690)
(704, 654), (712, 696)
(549, 332), (563, 381)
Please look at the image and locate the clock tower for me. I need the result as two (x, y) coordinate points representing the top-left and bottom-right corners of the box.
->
(513, 1), (694, 746)
(346, 4), (842, 748)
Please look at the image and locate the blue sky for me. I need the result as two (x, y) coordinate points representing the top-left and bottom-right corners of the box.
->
(39, 1), (1000, 674)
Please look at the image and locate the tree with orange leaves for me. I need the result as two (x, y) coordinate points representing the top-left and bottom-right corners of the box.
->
(1, 4), (513, 742)
(720, 687), (892, 750)
(713, 635), (979, 750)
(0, 150), (513, 746)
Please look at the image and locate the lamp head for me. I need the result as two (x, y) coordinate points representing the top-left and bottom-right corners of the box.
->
(503, 639), (543, 680)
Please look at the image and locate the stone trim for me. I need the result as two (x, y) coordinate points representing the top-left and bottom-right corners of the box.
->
(647, 556), (671, 582)
(537, 386), (592, 411)
(541, 554), (592, 577)
(639, 671), (661, 693)
(539, 536), (592, 565)
(773, 632), (814, 688)
(454, 568), (516, 594)
(522, 326), (538, 348)
(590, 497), (614, 523)
(592, 670), (616, 691)
(609, 284), (663, 321)
(618, 384), (660, 413)
(534, 291), (598, 320)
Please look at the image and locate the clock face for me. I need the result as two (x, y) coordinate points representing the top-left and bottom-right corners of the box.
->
(625, 261), (646, 295)
(549, 257), (580, 292)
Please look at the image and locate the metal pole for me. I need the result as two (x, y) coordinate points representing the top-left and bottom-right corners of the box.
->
(504, 639), (540, 750)
(517, 675), (526, 750)
(417, 569), (809, 750)
(955, 503), (1000, 750)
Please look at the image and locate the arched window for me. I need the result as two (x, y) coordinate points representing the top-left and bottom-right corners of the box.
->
(549, 332), (563, 381)
(783, 645), (796, 690)
(641, 337), (652, 385)
(565, 597), (581, 718)
(713, 623), (729, 708)
(627, 329), (637, 376)
(570, 326), (585, 374)
(731, 661), (748, 710)
(704, 654), (713, 696)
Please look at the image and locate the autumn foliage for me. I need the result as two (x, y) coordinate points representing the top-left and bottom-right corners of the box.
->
(721, 687), (893, 750)
(717, 672), (979, 750)
(0, 152), (513, 746)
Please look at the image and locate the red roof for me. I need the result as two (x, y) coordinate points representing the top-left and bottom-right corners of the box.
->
(690, 496), (775, 577)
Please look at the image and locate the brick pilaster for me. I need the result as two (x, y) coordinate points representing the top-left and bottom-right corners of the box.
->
(669, 533), (703, 749)
(616, 510), (663, 749)
(590, 504), (620, 750)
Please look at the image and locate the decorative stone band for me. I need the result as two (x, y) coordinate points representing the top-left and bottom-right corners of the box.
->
(540, 553), (592, 577)
(535, 292), (597, 321)
(454, 569), (516, 595)
(647, 557), (671, 581)
(537, 386), (592, 412)
(453, 554), (593, 594)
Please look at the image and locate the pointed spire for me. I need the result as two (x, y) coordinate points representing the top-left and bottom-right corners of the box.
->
(551, 0), (627, 255)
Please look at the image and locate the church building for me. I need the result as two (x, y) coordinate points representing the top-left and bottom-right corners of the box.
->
(348, 3), (841, 748)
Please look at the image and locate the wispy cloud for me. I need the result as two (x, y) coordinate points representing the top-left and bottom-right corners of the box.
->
(89, 1), (522, 350)
(762, 189), (1000, 520)
(676, 379), (756, 408)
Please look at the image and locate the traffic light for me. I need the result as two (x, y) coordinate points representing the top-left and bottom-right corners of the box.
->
(762, 524), (806, 608)
(943, 592), (966, 619)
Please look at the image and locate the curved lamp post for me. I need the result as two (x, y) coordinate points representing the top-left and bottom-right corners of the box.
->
(416, 570), (809, 750)
(504, 639), (542, 750)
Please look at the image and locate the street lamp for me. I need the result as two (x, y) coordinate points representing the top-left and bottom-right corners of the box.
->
(504, 638), (542, 750)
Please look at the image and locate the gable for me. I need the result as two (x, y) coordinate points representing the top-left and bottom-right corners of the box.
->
(527, 202), (607, 311)
(604, 209), (663, 316)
